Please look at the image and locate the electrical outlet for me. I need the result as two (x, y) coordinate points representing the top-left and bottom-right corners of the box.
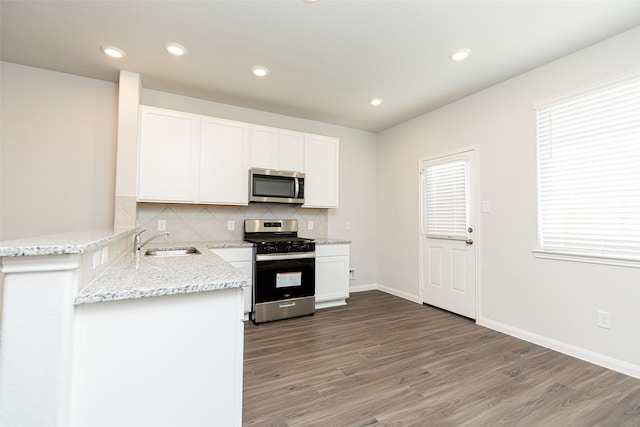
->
(349, 269), (355, 280)
(597, 310), (612, 329)
(346, 221), (352, 231)
(482, 201), (492, 213)
(101, 247), (109, 265)
(227, 220), (235, 231)
(157, 219), (166, 231)
(308, 221), (314, 230)
(92, 251), (101, 269)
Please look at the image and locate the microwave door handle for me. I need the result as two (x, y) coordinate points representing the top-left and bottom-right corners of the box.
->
(294, 177), (300, 199)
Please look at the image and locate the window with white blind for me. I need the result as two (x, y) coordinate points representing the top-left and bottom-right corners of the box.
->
(421, 158), (468, 240)
(534, 70), (640, 267)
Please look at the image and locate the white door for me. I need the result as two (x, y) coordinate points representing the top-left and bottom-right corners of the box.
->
(420, 148), (477, 319)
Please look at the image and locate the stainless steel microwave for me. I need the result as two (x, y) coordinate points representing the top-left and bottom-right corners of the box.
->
(249, 168), (305, 204)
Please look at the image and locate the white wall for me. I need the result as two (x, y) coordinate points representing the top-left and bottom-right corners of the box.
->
(0, 62), (118, 240)
(141, 90), (379, 290)
(377, 27), (640, 375)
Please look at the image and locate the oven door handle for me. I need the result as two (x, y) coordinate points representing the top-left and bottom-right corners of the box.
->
(256, 252), (316, 261)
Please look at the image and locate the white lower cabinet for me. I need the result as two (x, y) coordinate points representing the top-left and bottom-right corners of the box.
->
(315, 244), (350, 309)
(210, 247), (253, 315)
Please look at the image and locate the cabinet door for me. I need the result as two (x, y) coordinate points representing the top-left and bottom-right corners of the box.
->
(138, 107), (199, 202)
(250, 125), (278, 169)
(199, 118), (250, 205)
(278, 130), (305, 172)
(232, 261), (253, 314)
(315, 255), (349, 303)
(303, 134), (339, 208)
(210, 248), (254, 314)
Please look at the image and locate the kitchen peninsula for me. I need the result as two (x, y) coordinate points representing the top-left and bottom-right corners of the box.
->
(0, 229), (249, 427)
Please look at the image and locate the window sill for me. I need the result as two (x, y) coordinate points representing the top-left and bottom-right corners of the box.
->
(532, 249), (640, 269)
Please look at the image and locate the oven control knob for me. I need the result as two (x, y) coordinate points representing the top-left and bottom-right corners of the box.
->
(266, 245), (277, 253)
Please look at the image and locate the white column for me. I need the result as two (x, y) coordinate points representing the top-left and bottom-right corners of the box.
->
(113, 70), (142, 229)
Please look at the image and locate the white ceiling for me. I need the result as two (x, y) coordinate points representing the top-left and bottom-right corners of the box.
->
(2, 1), (639, 132)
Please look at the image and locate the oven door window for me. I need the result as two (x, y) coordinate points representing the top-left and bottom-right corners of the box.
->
(255, 258), (315, 303)
(276, 272), (302, 288)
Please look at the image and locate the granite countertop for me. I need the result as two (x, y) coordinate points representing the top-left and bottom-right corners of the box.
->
(3, 230), (346, 305)
(75, 242), (249, 305)
(0, 228), (136, 257)
(206, 240), (254, 249)
(310, 237), (352, 245)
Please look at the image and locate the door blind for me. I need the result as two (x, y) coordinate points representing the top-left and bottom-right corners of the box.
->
(536, 70), (640, 259)
(422, 159), (468, 240)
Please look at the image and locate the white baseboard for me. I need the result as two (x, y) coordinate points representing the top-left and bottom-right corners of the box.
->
(349, 283), (377, 293)
(478, 317), (640, 380)
(316, 299), (346, 310)
(349, 283), (421, 304)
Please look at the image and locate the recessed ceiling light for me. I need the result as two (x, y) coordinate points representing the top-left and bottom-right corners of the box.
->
(251, 66), (269, 77)
(303, 0), (320, 3)
(164, 42), (187, 56)
(370, 98), (384, 106)
(101, 46), (126, 58)
(449, 48), (472, 62)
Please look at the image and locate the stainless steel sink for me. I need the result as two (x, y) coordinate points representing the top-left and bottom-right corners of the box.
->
(144, 247), (201, 257)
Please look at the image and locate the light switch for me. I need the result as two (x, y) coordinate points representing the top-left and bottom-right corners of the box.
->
(308, 221), (314, 230)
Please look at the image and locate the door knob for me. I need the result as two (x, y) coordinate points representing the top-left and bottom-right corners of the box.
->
(465, 239), (474, 245)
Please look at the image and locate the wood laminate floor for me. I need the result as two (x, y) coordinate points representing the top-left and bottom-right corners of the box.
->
(243, 291), (640, 427)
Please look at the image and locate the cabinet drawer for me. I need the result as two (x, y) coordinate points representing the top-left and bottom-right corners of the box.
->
(210, 247), (253, 262)
(315, 244), (349, 257)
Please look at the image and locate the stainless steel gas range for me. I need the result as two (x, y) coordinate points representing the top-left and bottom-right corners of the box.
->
(244, 219), (315, 324)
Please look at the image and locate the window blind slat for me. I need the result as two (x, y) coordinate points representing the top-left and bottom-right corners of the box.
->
(422, 160), (468, 239)
(536, 70), (640, 258)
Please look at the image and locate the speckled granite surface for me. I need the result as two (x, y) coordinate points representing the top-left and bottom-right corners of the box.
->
(75, 242), (249, 305)
(206, 240), (254, 249)
(310, 237), (352, 245)
(0, 228), (135, 257)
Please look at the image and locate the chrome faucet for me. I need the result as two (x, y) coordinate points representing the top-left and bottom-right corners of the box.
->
(133, 229), (171, 254)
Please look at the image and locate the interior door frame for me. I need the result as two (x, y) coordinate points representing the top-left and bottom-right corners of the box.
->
(418, 145), (480, 320)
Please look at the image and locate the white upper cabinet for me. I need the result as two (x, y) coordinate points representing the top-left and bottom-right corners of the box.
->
(278, 129), (305, 172)
(138, 107), (199, 202)
(138, 106), (249, 205)
(250, 126), (305, 172)
(200, 117), (250, 205)
(250, 125), (278, 170)
(303, 134), (339, 208)
(138, 106), (338, 207)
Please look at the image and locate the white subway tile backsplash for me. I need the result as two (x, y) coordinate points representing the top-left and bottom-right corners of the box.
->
(137, 203), (327, 242)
